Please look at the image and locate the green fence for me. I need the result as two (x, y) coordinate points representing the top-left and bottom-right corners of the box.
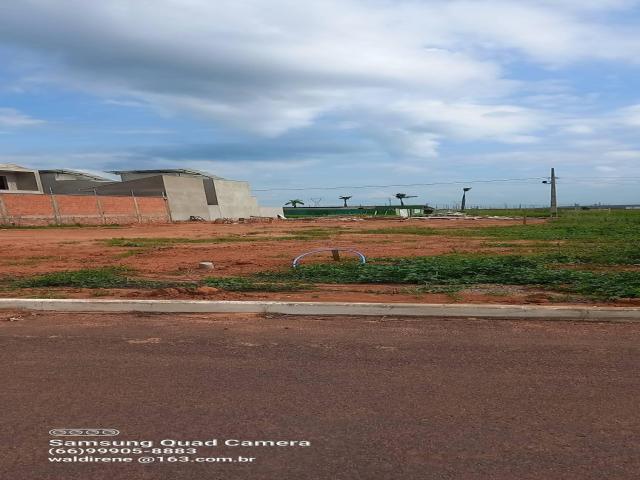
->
(283, 205), (427, 217)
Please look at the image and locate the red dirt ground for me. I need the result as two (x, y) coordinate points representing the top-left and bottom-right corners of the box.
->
(0, 217), (539, 276)
(4, 216), (633, 306)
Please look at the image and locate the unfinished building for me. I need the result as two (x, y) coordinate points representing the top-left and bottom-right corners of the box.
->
(1, 165), (281, 222)
(99, 169), (283, 221)
(39, 169), (112, 194)
(0, 164), (43, 193)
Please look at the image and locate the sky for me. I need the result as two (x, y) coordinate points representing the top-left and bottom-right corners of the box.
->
(1, 0), (639, 207)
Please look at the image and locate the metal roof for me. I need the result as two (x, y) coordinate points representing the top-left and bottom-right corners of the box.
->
(38, 169), (111, 181)
(107, 168), (224, 180)
(0, 163), (37, 173)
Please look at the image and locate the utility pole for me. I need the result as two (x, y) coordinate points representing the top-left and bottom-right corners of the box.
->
(542, 168), (558, 218)
(550, 168), (557, 217)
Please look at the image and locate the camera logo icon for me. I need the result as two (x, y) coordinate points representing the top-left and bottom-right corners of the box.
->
(49, 428), (120, 436)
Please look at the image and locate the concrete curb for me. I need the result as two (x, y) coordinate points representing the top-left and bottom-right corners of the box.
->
(1, 299), (640, 320)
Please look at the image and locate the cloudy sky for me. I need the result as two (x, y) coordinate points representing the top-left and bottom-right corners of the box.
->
(1, 0), (639, 207)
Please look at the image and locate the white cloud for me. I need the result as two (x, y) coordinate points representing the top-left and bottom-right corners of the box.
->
(381, 130), (441, 158)
(103, 99), (149, 108)
(0, 108), (44, 127)
(386, 100), (546, 143)
(616, 105), (640, 127)
(430, 1), (640, 64)
(562, 124), (596, 135)
(0, 1), (506, 136)
(0, 1), (624, 135)
(0, 0), (639, 167)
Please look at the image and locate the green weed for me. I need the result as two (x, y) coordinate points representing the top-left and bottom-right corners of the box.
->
(204, 277), (309, 292)
(104, 233), (333, 249)
(464, 208), (550, 217)
(458, 210), (640, 241)
(403, 284), (464, 295)
(14, 267), (183, 289)
(259, 255), (640, 300)
(358, 226), (440, 236)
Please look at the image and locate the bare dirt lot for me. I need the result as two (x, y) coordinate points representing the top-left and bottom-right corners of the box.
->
(1, 312), (639, 479)
(1, 217), (590, 305)
(0, 218), (533, 276)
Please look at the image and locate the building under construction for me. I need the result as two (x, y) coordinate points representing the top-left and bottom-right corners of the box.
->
(0, 165), (283, 225)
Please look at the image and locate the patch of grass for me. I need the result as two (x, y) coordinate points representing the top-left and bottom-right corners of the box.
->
(106, 237), (178, 248)
(483, 288), (511, 297)
(443, 210), (640, 266)
(455, 210), (640, 241)
(464, 208), (551, 217)
(15, 267), (132, 288)
(358, 226), (441, 236)
(105, 236), (255, 248)
(259, 254), (640, 300)
(104, 234), (332, 249)
(204, 276), (309, 292)
(0, 281), (18, 293)
(482, 242), (522, 248)
(541, 242), (640, 266)
(1, 255), (58, 266)
(284, 228), (338, 240)
(25, 291), (70, 299)
(415, 284), (464, 294)
(402, 284), (464, 296)
(112, 249), (145, 259)
(14, 267), (183, 289)
(90, 289), (111, 297)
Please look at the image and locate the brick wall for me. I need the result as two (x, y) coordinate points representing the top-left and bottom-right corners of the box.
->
(0, 193), (170, 226)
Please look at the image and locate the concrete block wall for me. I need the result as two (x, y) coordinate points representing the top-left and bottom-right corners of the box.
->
(40, 177), (110, 195)
(0, 193), (169, 226)
(162, 176), (211, 221)
(210, 179), (262, 219)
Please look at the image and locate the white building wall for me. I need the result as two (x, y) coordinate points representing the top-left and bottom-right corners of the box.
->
(211, 179), (262, 219)
(258, 206), (285, 218)
(163, 176), (211, 221)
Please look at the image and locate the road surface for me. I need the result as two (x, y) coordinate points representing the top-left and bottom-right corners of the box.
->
(1, 311), (639, 479)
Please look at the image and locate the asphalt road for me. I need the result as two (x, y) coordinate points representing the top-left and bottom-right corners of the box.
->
(1, 311), (639, 479)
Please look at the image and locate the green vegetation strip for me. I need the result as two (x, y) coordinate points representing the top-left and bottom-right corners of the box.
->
(359, 226), (441, 236)
(105, 231), (335, 248)
(13, 267), (190, 290)
(6, 255), (640, 299)
(7, 267), (306, 293)
(258, 255), (640, 300)
(106, 237), (266, 247)
(457, 211), (640, 241)
(357, 211), (640, 266)
(203, 277), (308, 292)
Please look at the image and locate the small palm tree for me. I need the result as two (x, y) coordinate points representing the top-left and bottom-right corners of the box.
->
(285, 199), (305, 208)
(461, 187), (471, 211)
(395, 193), (417, 207)
(339, 195), (352, 207)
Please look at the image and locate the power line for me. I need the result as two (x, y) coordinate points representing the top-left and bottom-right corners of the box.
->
(253, 177), (547, 192)
(560, 176), (640, 180)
